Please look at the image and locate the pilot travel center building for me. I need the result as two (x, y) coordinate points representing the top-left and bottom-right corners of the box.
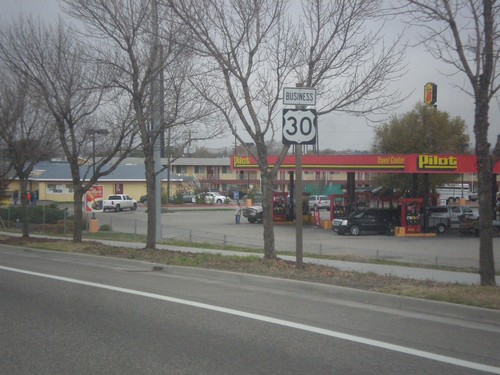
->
(231, 153), (500, 202)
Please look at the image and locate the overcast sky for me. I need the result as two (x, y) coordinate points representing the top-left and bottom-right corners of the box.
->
(1, 0), (499, 153)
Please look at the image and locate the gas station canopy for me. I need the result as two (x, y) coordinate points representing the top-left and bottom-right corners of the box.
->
(232, 154), (500, 174)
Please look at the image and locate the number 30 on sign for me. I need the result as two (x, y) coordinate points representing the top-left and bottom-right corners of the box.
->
(282, 109), (317, 145)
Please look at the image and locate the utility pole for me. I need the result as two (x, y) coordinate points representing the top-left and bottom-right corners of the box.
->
(151, 0), (163, 242)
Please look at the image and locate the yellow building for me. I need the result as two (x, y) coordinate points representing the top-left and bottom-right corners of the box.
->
(9, 159), (192, 204)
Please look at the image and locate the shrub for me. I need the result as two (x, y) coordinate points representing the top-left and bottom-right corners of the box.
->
(0, 205), (66, 225)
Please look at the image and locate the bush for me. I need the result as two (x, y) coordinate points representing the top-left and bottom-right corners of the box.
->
(100, 224), (112, 231)
(0, 205), (66, 225)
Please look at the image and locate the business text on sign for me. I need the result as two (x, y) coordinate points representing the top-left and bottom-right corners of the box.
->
(285, 91), (315, 102)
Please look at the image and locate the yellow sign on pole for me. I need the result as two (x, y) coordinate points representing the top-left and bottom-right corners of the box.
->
(424, 82), (437, 106)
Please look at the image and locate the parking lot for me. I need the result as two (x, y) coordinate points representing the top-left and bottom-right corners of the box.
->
(93, 204), (500, 270)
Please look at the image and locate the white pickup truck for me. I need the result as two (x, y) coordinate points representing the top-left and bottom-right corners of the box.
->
(102, 194), (137, 212)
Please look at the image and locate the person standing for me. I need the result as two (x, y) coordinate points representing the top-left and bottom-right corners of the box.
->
(235, 203), (242, 224)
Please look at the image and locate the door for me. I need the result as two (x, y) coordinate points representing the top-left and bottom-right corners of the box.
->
(114, 183), (124, 194)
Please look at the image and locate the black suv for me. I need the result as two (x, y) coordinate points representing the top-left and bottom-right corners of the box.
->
(332, 208), (400, 236)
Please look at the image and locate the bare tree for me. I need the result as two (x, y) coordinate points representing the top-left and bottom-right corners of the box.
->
(62, 0), (222, 249)
(399, 0), (498, 285)
(168, 0), (407, 260)
(0, 74), (58, 237)
(296, 0), (406, 118)
(0, 17), (136, 242)
(168, 0), (298, 259)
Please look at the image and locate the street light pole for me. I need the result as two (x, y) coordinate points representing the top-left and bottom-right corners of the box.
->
(92, 131), (96, 176)
(90, 129), (109, 175)
(459, 143), (468, 198)
(89, 129), (109, 219)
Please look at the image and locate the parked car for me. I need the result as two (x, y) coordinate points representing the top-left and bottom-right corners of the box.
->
(242, 204), (263, 224)
(332, 208), (400, 236)
(203, 191), (227, 204)
(308, 195), (330, 212)
(428, 205), (477, 233)
(139, 195), (175, 204)
(102, 194), (137, 212)
(468, 191), (478, 201)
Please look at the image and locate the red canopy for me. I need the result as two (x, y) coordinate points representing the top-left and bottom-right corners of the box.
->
(232, 154), (500, 174)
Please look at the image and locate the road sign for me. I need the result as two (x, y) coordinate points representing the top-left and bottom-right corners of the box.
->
(282, 109), (317, 145)
(283, 87), (316, 106)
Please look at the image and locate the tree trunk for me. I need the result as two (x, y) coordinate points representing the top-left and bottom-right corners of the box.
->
(20, 179), (29, 238)
(475, 70), (496, 285)
(72, 190), (84, 243)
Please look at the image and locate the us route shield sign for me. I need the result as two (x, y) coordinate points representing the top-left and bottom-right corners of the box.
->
(282, 109), (317, 145)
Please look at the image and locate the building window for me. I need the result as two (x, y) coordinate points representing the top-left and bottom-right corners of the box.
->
(175, 166), (187, 174)
(222, 166), (229, 174)
(47, 184), (75, 194)
(195, 166), (205, 174)
(47, 184), (64, 194)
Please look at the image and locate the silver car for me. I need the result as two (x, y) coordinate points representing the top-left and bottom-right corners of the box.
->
(308, 195), (331, 211)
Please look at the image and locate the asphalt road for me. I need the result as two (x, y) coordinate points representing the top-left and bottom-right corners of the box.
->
(93, 205), (500, 269)
(1, 245), (499, 374)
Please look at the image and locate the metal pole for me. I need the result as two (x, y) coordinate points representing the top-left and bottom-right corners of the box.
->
(92, 132), (96, 219)
(461, 173), (464, 198)
(294, 84), (307, 268)
(295, 144), (303, 267)
(92, 132), (96, 176)
(152, 0), (163, 242)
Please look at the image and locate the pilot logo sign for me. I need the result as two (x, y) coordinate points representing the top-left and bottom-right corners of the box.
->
(418, 155), (457, 171)
(282, 109), (317, 145)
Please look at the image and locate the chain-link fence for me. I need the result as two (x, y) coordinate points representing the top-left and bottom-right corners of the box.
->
(0, 204), (72, 234)
(95, 213), (265, 251)
(0, 204), (344, 255)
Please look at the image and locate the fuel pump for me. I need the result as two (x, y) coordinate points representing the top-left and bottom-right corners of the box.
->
(399, 198), (423, 234)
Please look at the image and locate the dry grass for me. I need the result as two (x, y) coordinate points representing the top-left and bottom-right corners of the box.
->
(2, 236), (499, 310)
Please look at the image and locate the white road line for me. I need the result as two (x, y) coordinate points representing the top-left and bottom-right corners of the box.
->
(2, 265), (499, 374)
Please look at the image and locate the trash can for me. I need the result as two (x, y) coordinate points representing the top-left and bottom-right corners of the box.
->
(321, 219), (332, 229)
(89, 218), (99, 233)
(395, 227), (406, 236)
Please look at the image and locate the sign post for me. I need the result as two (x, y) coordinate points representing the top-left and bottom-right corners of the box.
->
(282, 87), (317, 268)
